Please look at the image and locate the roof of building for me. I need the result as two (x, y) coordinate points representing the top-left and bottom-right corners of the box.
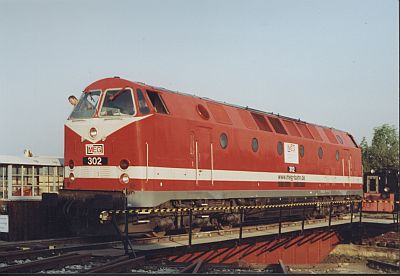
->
(0, 155), (63, 166)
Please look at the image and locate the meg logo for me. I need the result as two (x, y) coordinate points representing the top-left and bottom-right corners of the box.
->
(86, 144), (104, 155)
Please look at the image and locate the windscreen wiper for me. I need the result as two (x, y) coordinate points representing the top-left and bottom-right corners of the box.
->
(110, 87), (129, 101)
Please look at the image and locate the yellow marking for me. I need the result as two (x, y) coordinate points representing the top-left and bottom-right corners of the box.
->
(99, 199), (395, 221)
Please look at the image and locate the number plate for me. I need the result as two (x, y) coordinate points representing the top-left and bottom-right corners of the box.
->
(86, 144), (104, 155)
(83, 157), (108, 166)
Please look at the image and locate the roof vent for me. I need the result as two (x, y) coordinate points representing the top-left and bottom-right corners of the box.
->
(114, 76), (120, 78)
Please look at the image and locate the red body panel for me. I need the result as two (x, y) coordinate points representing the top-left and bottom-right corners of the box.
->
(362, 193), (395, 213)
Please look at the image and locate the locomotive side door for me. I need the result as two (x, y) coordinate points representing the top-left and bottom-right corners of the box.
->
(195, 127), (212, 188)
(342, 149), (352, 187)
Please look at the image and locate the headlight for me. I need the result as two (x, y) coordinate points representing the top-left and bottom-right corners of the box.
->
(69, 173), (75, 182)
(89, 127), (97, 138)
(119, 173), (130, 184)
(68, 160), (74, 169)
(120, 159), (129, 170)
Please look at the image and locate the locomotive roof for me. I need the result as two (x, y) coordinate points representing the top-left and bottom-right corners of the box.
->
(0, 155), (63, 166)
(144, 83), (349, 135)
(84, 77), (351, 136)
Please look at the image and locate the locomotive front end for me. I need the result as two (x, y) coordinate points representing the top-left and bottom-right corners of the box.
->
(56, 78), (152, 235)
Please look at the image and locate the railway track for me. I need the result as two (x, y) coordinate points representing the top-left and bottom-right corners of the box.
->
(361, 230), (400, 249)
(0, 240), (121, 263)
(0, 216), (336, 273)
(0, 235), (116, 252)
(130, 215), (351, 246)
(0, 253), (92, 273)
(366, 259), (400, 272)
(84, 256), (145, 273)
(0, 214), (396, 273)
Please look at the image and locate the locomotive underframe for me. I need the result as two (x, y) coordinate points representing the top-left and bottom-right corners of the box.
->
(43, 189), (361, 236)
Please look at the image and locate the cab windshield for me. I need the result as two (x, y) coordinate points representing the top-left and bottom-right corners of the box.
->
(100, 89), (135, 116)
(69, 91), (101, 119)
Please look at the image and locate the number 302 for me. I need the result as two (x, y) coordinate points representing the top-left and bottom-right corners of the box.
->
(87, 157), (102, 165)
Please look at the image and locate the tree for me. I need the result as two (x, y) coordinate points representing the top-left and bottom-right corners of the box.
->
(360, 137), (371, 173)
(360, 124), (399, 173)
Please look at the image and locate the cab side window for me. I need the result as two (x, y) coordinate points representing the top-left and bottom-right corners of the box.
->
(147, 91), (169, 114)
(136, 89), (150, 114)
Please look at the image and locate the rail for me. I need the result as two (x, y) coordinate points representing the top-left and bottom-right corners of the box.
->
(84, 256), (145, 273)
(278, 259), (289, 274)
(179, 259), (204, 273)
(366, 259), (400, 272)
(0, 240), (120, 262)
(0, 252), (91, 273)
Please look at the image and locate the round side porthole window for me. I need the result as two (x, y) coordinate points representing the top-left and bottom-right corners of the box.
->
(252, 138), (259, 152)
(318, 147), (323, 159)
(196, 104), (210, 120)
(220, 133), (228, 149)
(299, 145), (305, 157)
(336, 135), (344, 144)
(277, 142), (283, 155)
(336, 150), (340, 161)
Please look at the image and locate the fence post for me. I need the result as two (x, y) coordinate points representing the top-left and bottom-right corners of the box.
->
(278, 205), (282, 237)
(301, 203), (306, 233)
(350, 201), (354, 224)
(328, 202), (333, 229)
(239, 207), (244, 244)
(189, 209), (193, 247)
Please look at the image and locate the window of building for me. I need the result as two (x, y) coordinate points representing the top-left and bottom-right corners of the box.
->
(250, 113), (272, 132)
(277, 142), (283, 155)
(147, 91), (169, 114)
(0, 165), (7, 199)
(336, 150), (340, 161)
(267, 117), (288, 135)
(220, 133), (228, 149)
(136, 89), (150, 114)
(252, 138), (259, 152)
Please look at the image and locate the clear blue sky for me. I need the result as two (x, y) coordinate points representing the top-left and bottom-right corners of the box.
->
(0, 0), (398, 156)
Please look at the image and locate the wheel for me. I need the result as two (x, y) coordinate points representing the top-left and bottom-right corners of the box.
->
(151, 230), (167, 237)
(218, 222), (232, 230)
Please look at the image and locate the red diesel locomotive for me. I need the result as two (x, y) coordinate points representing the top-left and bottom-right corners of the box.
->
(54, 77), (363, 235)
